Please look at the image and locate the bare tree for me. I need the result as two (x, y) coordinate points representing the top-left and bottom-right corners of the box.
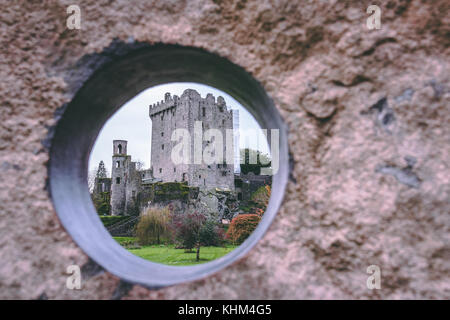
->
(134, 159), (146, 171)
(87, 169), (97, 193)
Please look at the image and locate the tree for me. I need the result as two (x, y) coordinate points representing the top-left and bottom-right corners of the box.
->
(136, 206), (171, 245)
(239, 148), (271, 175)
(250, 185), (271, 216)
(90, 161), (111, 215)
(199, 219), (225, 247)
(171, 212), (223, 261)
(96, 160), (108, 178)
(92, 196), (110, 215)
(87, 169), (97, 193)
(134, 159), (145, 171)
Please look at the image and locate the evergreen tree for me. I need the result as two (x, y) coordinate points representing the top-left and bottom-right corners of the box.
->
(96, 161), (108, 178)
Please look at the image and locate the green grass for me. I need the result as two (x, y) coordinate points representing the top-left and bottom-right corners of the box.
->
(113, 237), (136, 246)
(113, 237), (237, 266)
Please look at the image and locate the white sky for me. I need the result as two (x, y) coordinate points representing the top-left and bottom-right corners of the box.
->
(88, 82), (270, 175)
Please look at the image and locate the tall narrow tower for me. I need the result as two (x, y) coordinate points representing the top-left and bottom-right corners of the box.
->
(111, 140), (127, 216)
(233, 109), (240, 174)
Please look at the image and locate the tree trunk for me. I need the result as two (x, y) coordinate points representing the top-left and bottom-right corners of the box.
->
(196, 243), (200, 261)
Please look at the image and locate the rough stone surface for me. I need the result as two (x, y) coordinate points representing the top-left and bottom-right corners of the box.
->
(0, 0), (449, 299)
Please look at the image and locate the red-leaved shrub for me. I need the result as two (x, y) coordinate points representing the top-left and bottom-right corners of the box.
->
(226, 214), (261, 245)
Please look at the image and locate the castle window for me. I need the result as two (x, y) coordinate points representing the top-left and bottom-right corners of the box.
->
(222, 171), (227, 176)
(161, 115), (164, 120)
(162, 144), (164, 150)
(174, 167), (176, 172)
(199, 175), (201, 179)
(202, 107), (205, 117)
(132, 190), (136, 199)
(118, 144), (122, 154)
(161, 132), (164, 137)
(222, 119), (225, 125)
(116, 161), (120, 168)
(116, 177), (120, 184)
(159, 168), (162, 173)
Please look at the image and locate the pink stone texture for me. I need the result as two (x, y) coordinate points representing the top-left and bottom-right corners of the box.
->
(0, 0), (448, 299)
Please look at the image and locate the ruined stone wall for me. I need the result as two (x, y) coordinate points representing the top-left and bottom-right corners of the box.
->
(93, 177), (111, 196)
(0, 0), (449, 299)
(124, 161), (141, 216)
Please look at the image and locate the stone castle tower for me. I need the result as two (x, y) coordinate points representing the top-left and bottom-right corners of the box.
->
(110, 140), (128, 215)
(107, 89), (239, 216)
(149, 89), (235, 191)
(110, 140), (142, 216)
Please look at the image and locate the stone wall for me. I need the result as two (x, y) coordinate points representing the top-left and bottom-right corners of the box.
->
(0, 0), (449, 299)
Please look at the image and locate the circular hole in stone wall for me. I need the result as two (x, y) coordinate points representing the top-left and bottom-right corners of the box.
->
(89, 82), (272, 265)
(49, 44), (288, 288)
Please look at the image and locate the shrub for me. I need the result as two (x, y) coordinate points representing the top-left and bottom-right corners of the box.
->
(136, 206), (171, 245)
(251, 185), (271, 209)
(171, 212), (224, 261)
(92, 193), (111, 215)
(226, 214), (261, 245)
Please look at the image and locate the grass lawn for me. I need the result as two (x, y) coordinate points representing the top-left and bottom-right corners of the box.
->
(113, 236), (136, 245)
(113, 237), (237, 266)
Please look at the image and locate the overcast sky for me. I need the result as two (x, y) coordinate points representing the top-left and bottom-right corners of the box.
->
(88, 82), (270, 175)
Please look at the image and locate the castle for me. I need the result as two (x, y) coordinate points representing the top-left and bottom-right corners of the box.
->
(93, 89), (271, 217)
(149, 89), (235, 190)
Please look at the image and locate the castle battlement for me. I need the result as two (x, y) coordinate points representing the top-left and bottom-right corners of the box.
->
(149, 90), (232, 117)
(149, 93), (180, 117)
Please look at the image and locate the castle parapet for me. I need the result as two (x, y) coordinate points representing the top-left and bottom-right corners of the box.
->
(149, 93), (180, 117)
